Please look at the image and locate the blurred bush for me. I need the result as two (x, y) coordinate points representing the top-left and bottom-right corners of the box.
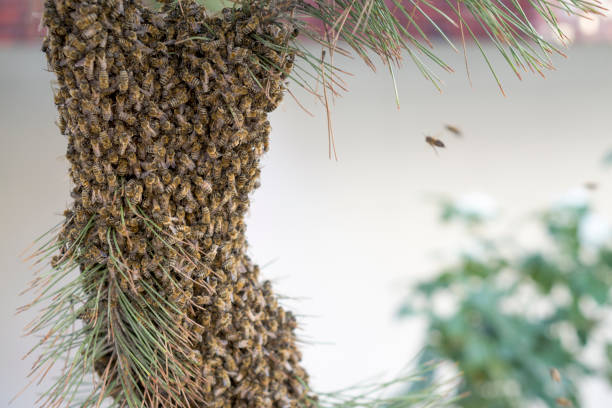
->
(398, 192), (612, 407)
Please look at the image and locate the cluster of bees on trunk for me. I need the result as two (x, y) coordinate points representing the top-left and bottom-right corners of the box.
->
(42, 0), (312, 406)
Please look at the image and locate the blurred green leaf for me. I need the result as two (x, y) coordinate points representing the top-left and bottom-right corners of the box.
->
(398, 199), (612, 407)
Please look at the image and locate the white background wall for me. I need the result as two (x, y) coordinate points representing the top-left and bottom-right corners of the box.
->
(1, 44), (612, 407)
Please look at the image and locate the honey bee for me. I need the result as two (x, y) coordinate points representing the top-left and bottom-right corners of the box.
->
(179, 154), (196, 171)
(160, 119), (174, 133)
(164, 92), (189, 110)
(117, 131), (131, 156)
(118, 69), (129, 93)
(201, 207), (211, 225)
(98, 56), (109, 90)
(82, 52), (95, 80)
(141, 70), (155, 95)
(118, 112), (136, 126)
(68, 34), (86, 53)
(166, 176), (181, 194)
(107, 173), (118, 191)
(89, 138), (102, 158)
(192, 176), (212, 194)
(181, 69), (200, 88)
(117, 159), (129, 176)
(142, 120), (157, 138)
(206, 144), (219, 159)
(75, 13), (97, 30)
(148, 105), (165, 120)
(99, 131), (112, 150)
(126, 151), (138, 168)
(92, 163), (104, 184)
(159, 66), (174, 86)
(176, 183), (191, 201)
(425, 135), (445, 155)
(555, 397), (572, 407)
(81, 22), (102, 40)
(444, 124), (462, 137)
(210, 52), (228, 73)
(239, 15), (259, 36)
(101, 98), (113, 121)
(193, 121), (205, 136)
(550, 367), (561, 382)
(62, 46), (80, 61)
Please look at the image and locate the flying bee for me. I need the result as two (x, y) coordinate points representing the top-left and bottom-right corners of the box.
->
(555, 397), (572, 407)
(425, 135), (445, 155)
(118, 69), (129, 93)
(550, 367), (562, 382)
(445, 124), (462, 137)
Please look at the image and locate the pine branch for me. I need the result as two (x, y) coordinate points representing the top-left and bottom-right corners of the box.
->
(218, 0), (606, 95)
(19, 201), (209, 408)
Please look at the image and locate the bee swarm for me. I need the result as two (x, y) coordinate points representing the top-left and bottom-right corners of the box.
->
(42, 0), (311, 406)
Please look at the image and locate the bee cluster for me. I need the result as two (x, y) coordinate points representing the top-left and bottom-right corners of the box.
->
(42, 0), (311, 406)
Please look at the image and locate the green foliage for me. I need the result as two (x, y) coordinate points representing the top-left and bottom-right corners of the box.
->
(398, 197), (612, 407)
